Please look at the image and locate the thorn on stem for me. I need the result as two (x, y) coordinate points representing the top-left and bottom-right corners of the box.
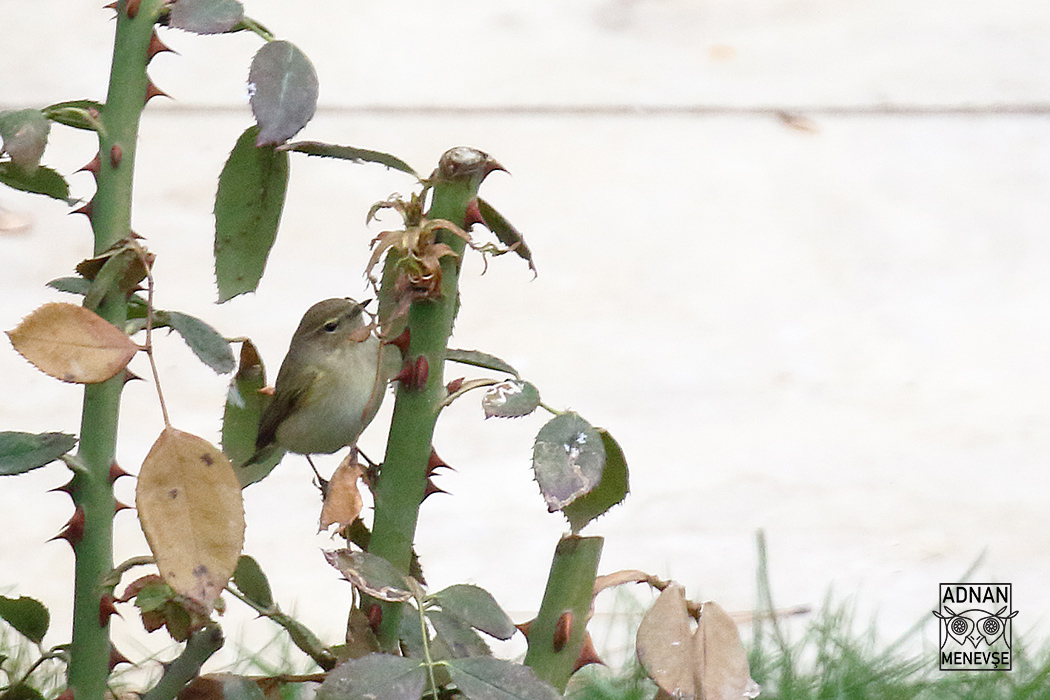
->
(109, 461), (131, 483)
(394, 355), (429, 391)
(72, 200), (94, 220)
(49, 478), (76, 498)
(147, 31), (174, 61)
(109, 144), (122, 168)
(383, 327), (411, 355)
(79, 153), (101, 179)
(109, 645), (131, 670)
(99, 593), (119, 627)
(114, 500), (132, 515)
(427, 449), (451, 474)
(53, 506), (86, 547)
(365, 603), (383, 634)
(144, 79), (169, 104)
(553, 611), (573, 652)
(464, 199), (486, 229)
(125, 0), (140, 19)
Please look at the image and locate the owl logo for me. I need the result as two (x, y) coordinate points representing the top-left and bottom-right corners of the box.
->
(933, 605), (1018, 649)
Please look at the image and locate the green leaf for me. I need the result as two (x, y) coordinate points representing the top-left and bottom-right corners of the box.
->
(446, 657), (561, 700)
(428, 609), (491, 659)
(323, 550), (412, 602)
(0, 595), (50, 643)
(281, 141), (418, 177)
(562, 428), (629, 533)
(158, 310), (235, 374)
(214, 126), (289, 302)
(0, 162), (71, 203)
(482, 380), (540, 419)
(0, 685), (46, 700)
(248, 41), (318, 146)
(0, 109), (50, 174)
(170, 0), (244, 34)
(222, 340), (283, 486)
(232, 555), (273, 609)
(47, 276), (92, 296)
(446, 348), (519, 378)
(0, 431), (76, 475)
(316, 654), (426, 700)
(532, 413), (605, 512)
(476, 198), (535, 273)
(42, 100), (104, 132)
(429, 584), (516, 640)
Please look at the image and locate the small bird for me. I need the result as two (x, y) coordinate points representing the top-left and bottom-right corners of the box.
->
(246, 298), (389, 472)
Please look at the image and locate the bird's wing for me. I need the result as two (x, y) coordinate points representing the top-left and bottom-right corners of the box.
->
(254, 363), (320, 453)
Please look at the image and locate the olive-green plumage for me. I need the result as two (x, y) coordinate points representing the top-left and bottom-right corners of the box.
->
(248, 298), (388, 465)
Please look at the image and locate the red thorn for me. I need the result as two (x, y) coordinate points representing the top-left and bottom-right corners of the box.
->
(50, 478), (76, 498)
(114, 500), (132, 515)
(53, 506), (86, 547)
(365, 603), (383, 634)
(427, 449), (451, 475)
(422, 479), (447, 501)
(144, 79), (169, 104)
(109, 645), (131, 670)
(125, 0), (140, 19)
(99, 593), (119, 627)
(103, 1), (118, 11)
(446, 377), (464, 394)
(122, 368), (145, 384)
(383, 327), (411, 355)
(147, 31), (174, 61)
(516, 619), (532, 638)
(56, 689), (75, 700)
(573, 632), (605, 672)
(395, 355), (429, 390)
(79, 153), (102, 179)
(553, 611), (573, 652)
(109, 462), (131, 483)
(464, 199), (485, 229)
(72, 200), (94, 219)
(414, 356), (429, 388)
(109, 144), (122, 168)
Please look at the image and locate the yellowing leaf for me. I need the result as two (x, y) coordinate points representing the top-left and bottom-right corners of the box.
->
(7, 302), (137, 383)
(694, 601), (760, 700)
(319, 456), (365, 532)
(636, 583), (695, 700)
(137, 428), (245, 609)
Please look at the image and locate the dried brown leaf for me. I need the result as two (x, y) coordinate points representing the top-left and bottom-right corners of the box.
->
(7, 302), (137, 383)
(319, 455), (365, 532)
(136, 428), (245, 610)
(636, 583), (696, 700)
(694, 601), (760, 700)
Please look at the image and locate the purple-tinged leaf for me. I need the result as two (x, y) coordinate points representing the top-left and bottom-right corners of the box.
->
(532, 412), (605, 512)
(170, 0), (244, 34)
(483, 379), (540, 419)
(0, 109), (49, 174)
(248, 41), (318, 146)
(317, 654), (426, 700)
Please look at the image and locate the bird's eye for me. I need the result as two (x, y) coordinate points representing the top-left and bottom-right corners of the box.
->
(323, 318), (340, 332)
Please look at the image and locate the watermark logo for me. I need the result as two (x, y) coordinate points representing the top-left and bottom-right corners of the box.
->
(933, 583), (1017, 671)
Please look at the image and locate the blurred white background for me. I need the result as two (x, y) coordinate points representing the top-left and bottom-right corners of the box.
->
(2, 0), (1049, 671)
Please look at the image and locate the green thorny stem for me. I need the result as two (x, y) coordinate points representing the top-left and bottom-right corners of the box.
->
(523, 536), (603, 691)
(68, 2), (166, 698)
(366, 147), (504, 651)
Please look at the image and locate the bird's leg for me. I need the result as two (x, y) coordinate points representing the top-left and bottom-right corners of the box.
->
(306, 455), (329, 498)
